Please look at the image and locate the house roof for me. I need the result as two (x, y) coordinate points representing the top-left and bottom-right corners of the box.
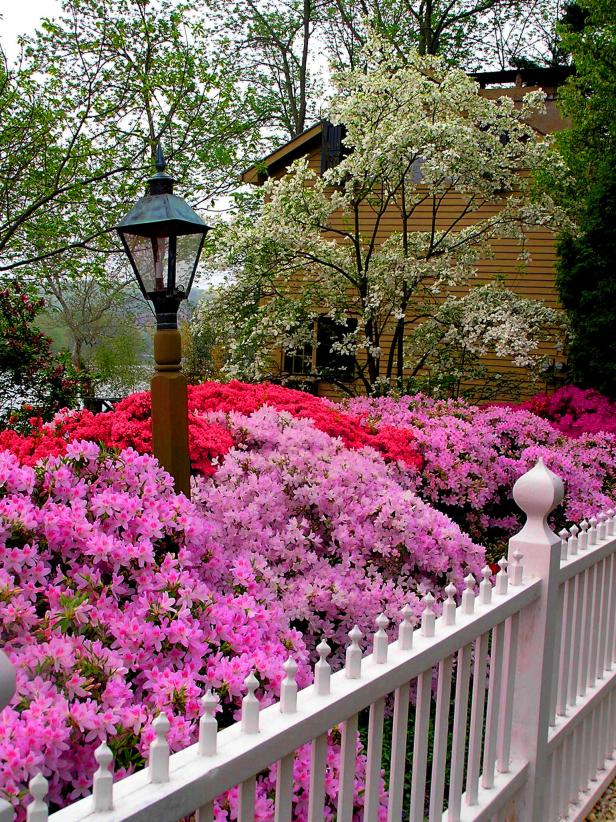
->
(241, 66), (573, 185)
(241, 122), (323, 185)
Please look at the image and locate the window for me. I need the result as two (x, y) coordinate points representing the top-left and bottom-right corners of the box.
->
(282, 317), (357, 382)
(283, 342), (313, 376)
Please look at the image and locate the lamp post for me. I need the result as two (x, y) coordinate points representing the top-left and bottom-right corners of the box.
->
(116, 145), (210, 498)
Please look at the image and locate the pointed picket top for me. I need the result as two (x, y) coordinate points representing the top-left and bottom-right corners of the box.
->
(568, 524), (579, 556)
(149, 713), (171, 784)
(280, 658), (298, 714)
(511, 548), (524, 586)
(579, 519), (589, 550)
(346, 625), (363, 679)
(93, 740), (114, 811)
(443, 582), (457, 626)
(512, 459), (564, 545)
(315, 638), (332, 696)
(496, 557), (509, 595)
(607, 509), (615, 536)
(480, 565), (493, 604)
(398, 603), (414, 651)
(373, 613), (389, 664)
(598, 512), (607, 540)
(462, 573), (476, 614)
(559, 528), (569, 561)
(27, 773), (48, 822)
(589, 516), (598, 545)
(242, 672), (260, 734)
(421, 592), (436, 637)
(199, 688), (219, 756)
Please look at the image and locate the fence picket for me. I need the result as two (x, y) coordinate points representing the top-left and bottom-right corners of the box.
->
(337, 714), (358, 822)
(428, 655), (453, 820)
(363, 697), (385, 822)
(93, 740), (114, 811)
(497, 613), (519, 774)
(386, 682), (410, 822)
(482, 622), (504, 789)
(596, 557), (609, 681)
(27, 774), (48, 822)
(558, 578), (575, 716)
(196, 803), (213, 822)
(465, 631), (489, 805)
(409, 669), (432, 822)
(274, 753), (294, 822)
(578, 567), (592, 698)
(149, 713), (170, 784)
(199, 689), (219, 756)
(314, 639), (331, 696)
(242, 672), (260, 734)
(307, 734), (328, 822)
(238, 776), (256, 822)
(448, 643), (472, 822)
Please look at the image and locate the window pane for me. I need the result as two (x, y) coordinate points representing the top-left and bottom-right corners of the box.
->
(175, 233), (203, 293)
(125, 233), (169, 294)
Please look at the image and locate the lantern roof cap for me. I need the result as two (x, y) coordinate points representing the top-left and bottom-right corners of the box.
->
(116, 192), (209, 237)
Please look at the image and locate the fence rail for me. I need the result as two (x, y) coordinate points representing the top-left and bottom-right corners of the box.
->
(1, 459), (615, 821)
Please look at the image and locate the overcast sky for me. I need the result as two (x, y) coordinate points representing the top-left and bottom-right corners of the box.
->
(1, 1), (61, 60)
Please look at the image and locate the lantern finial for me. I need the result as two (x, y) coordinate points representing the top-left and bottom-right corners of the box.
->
(155, 143), (166, 174)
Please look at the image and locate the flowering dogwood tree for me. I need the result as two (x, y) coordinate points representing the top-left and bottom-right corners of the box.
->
(195, 36), (566, 396)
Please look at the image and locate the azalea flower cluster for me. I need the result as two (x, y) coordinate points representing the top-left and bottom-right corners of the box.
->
(0, 410), (476, 816)
(516, 385), (616, 438)
(343, 393), (616, 547)
(0, 382), (423, 476)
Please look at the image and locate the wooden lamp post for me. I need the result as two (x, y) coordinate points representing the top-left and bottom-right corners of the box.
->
(115, 146), (210, 498)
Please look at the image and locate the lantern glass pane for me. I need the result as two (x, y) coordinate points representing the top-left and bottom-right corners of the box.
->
(175, 232), (204, 293)
(125, 232), (170, 293)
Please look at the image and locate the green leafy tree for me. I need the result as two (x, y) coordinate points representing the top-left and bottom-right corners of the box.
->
(554, 0), (616, 395)
(40, 269), (150, 397)
(556, 166), (616, 396)
(0, 0), (265, 277)
(320, 0), (567, 70)
(0, 282), (88, 424)
(204, 0), (324, 140)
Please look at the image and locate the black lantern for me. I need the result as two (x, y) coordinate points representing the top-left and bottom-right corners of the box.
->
(116, 145), (210, 328)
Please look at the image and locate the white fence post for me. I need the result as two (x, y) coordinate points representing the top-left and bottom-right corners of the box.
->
(507, 459), (564, 820)
(0, 649), (16, 822)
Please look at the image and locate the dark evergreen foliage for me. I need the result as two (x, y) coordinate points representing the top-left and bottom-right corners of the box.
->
(557, 162), (616, 397)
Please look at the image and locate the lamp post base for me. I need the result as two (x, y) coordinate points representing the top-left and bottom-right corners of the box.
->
(151, 328), (191, 499)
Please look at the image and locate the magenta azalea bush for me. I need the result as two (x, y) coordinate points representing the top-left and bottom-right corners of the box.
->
(517, 385), (616, 438)
(343, 394), (616, 547)
(1, 383), (615, 817)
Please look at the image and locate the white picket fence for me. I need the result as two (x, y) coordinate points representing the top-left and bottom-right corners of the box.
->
(2, 458), (616, 821)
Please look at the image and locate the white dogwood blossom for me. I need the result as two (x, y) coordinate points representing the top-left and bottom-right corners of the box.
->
(194, 33), (570, 395)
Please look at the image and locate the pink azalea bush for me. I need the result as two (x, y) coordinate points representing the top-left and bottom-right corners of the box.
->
(193, 407), (483, 660)
(0, 409), (480, 817)
(0, 444), (314, 814)
(343, 394), (616, 548)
